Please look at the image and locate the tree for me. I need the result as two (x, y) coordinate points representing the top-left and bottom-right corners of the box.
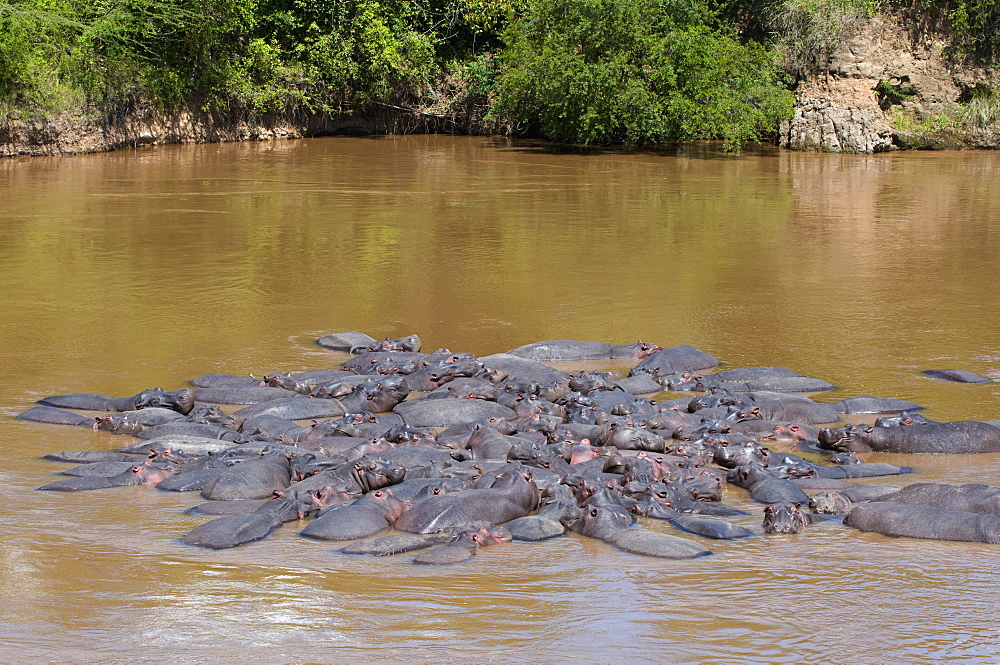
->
(491, 0), (795, 149)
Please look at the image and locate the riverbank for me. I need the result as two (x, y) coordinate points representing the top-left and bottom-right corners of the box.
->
(780, 9), (1000, 152)
(2, 4), (998, 157)
(0, 104), (504, 158)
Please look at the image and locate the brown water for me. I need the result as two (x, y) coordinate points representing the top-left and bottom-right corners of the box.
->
(2, 136), (1000, 663)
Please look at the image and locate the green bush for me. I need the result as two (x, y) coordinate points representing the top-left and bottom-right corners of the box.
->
(490, 0), (794, 149)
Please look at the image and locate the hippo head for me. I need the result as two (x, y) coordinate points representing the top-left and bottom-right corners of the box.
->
(713, 440), (767, 468)
(762, 502), (809, 534)
(131, 462), (173, 486)
(734, 406), (763, 422)
(727, 462), (771, 489)
(761, 423), (809, 443)
(577, 505), (634, 540)
(352, 459), (406, 492)
(808, 491), (853, 515)
(309, 486), (356, 508)
(829, 452), (860, 465)
(365, 489), (407, 522)
(768, 457), (816, 479)
(133, 387), (195, 415)
(457, 524), (513, 548)
(682, 473), (723, 502)
(93, 414), (144, 436)
(818, 425), (873, 452)
(633, 341), (662, 360)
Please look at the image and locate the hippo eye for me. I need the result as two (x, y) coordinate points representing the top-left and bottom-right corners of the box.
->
(131, 466), (141, 473)
(590, 508), (599, 517)
(368, 464), (378, 471)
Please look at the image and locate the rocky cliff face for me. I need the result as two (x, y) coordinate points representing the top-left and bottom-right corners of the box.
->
(780, 12), (999, 153)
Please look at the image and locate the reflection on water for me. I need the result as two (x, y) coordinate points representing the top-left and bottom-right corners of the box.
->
(2, 136), (1000, 662)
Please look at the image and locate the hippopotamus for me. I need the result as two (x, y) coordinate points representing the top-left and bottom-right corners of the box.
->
(505, 340), (661, 362)
(421, 377), (498, 401)
(393, 466), (538, 533)
(809, 491), (854, 515)
(393, 398), (517, 428)
(478, 354), (571, 391)
(743, 397), (839, 425)
(752, 422), (821, 445)
(190, 373), (261, 388)
(588, 420), (663, 452)
(200, 453), (292, 500)
(568, 505), (711, 558)
(19, 405), (149, 435)
(670, 515), (753, 540)
(351, 458), (406, 492)
(93, 413), (146, 435)
(831, 396), (924, 414)
(38, 461), (173, 491)
(36, 387), (196, 413)
(921, 369), (993, 384)
(339, 534), (439, 556)
(713, 440), (769, 468)
(259, 372), (313, 394)
(43, 450), (137, 464)
(336, 375), (410, 413)
(762, 503), (809, 534)
(412, 524), (512, 565)
(403, 355), (486, 392)
(354, 334), (422, 354)
(727, 463), (810, 504)
(876, 483), (1000, 516)
(299, 489), (408, 541)
(316, 331), (377, 352)
(193, 385), (298, 405)
(844, 501), (1000, 543)
(132, 387), (196, 415)
(629, 345), (720, 377)
(708, 368), (836, 393)
(181, 513), (284, 549)
(350, 357), (421, 376)
(819, 421), (1000, 453)
(873, 411), (934, 427)
(137, 422), (240, 441)
(18, 405), (101, 427)
(614, 374), (664, 395)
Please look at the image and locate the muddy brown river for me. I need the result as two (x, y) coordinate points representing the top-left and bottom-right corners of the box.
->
(2, 136), (1000, 662)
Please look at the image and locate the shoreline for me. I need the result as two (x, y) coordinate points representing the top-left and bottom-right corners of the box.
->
(3, 105), (998, 159)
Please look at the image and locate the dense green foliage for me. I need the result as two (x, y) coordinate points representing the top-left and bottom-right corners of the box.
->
(491, 0), (793, 147)
(0, 0), (996, 148)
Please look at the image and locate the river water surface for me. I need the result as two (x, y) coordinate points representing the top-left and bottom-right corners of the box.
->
(2, 136), (1000, 663)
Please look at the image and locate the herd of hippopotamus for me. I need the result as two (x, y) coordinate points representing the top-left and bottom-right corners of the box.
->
(18, 332), (1000, 562)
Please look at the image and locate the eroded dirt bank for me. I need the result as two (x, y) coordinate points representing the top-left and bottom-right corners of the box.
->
(781, 12), (1000, 153)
